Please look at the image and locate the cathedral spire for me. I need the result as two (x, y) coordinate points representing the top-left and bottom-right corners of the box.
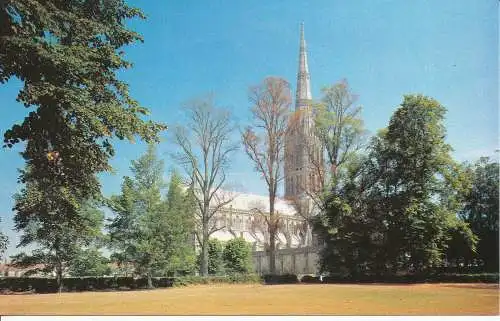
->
(296, 22), (312, 110)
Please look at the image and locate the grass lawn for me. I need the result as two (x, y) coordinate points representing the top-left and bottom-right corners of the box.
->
(1, 283), (498, 315)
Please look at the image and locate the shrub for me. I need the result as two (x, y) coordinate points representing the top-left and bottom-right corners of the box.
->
(321, 273), (500, 284)
(300, 275), (322, 283)
(223, 237), (253, 274)
(196, 238), (225, 275)
(263, 274), (299, 284)
(171, 274), (262, 287)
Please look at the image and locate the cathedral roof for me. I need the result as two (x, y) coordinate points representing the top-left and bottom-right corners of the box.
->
(224, 192), (297, 216)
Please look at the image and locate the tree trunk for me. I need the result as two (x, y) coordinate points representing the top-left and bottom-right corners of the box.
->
(147, 270), (153, 289)
(269, 195), (277, 275)
(56, 262), (63, 293)
(200, 232), (209, 276)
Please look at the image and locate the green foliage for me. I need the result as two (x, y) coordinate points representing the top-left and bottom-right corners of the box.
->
(0, 218), (8, 261)
(459, 157), (499, 271)
(320, 273), (499, 284)
(108, 145), (168, 283)
(315, 80), (366, 187)
(0, 274), (262, 293)
(108, 146), (196, 283)
(222, 237), (253, 273)
(199, 238), (224, 275)
(171, 274), (262, 287)
(316, 94), (477, 276)
(300, 275), (323, 283)
(3, 0), (166, 233)
(11, 199), (105, 291)
(3, 0), (164, 292)
(263, 274), (299, 284)
(162, 171), (196, 275)
(67, 248), (111, 277)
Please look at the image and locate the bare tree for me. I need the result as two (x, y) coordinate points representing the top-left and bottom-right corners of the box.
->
(173, 95), (237, 276)
(242, 77), (291, 274)
(246, 200), (287, 251)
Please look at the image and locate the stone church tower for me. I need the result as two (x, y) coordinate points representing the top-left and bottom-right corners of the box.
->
(284, 23), (323, 200)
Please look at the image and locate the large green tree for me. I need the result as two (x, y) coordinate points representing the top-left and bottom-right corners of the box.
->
(108, 145), (196, 283)
(12, 199), (104, 291)
(163, 170), (196, 275)
(67, 248), (111, 277)
(2, 0), (165, 287)
(460, 157), (499, 272)
(108, 145), (168, 287)
(317, 94), (476, 276)
(2, 0), (165, 216)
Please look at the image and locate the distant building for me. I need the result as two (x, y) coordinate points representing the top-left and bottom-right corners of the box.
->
(0, 263), (48, 277)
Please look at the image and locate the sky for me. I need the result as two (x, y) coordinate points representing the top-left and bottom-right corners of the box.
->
(0, 0), (498, 257)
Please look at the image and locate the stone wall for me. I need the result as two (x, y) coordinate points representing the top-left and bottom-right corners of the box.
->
(252, 247), (319, 275)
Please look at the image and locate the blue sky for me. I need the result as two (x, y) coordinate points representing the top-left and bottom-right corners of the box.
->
(0, 0), (498, 257)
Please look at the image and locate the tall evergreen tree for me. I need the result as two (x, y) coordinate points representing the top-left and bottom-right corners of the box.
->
(108, 146), (196, 283)
(163, 171), (196, 275)
(108, 144), (166, 287)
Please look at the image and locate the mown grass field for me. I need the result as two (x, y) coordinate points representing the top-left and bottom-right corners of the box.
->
(1, 283), (498, 315)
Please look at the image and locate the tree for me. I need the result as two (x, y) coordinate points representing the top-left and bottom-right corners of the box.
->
(293, 80), (366, 248)
(460, 157), (499, 271)
(174, 95), (237, 276)
(12, 199), (104, 292)
(317, 94), (477, 275)
(223, 237), (253, 274)
(2, 0), (165, 221)
(314, 80), (365, 190)
(163, 170), (196, 275)
(242, 77), (291, 275)
(201, 238), (224, 275)
(67, 248), (111, 277)
(0, 218), (8, 261)
(3, 1), (165, 290)
(108, 144), (169, 287)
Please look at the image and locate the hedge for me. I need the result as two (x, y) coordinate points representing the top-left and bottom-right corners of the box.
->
(262, 274), (299, 284)
(318, 273), (499, 284)
(300, 275), (322, 283)
(171, 274), (262, 287)
(0, 274), (262, 293)
(1, 273), (497, 293)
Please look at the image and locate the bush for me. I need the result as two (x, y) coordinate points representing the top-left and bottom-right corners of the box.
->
(196, 239), (225, 275)
(300, 275), (322, 283)
(171, 274), (262, 287)
(321, 273), (500, 284)
(223, 237), (253, 273)
(0, 273), (263, 293)
(263, 274), (299, 284)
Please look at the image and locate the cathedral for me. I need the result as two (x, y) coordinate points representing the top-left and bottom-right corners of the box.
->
(210, 24), (322, 275)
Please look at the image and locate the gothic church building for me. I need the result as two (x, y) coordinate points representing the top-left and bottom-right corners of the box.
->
(210, 24), (322, 275)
